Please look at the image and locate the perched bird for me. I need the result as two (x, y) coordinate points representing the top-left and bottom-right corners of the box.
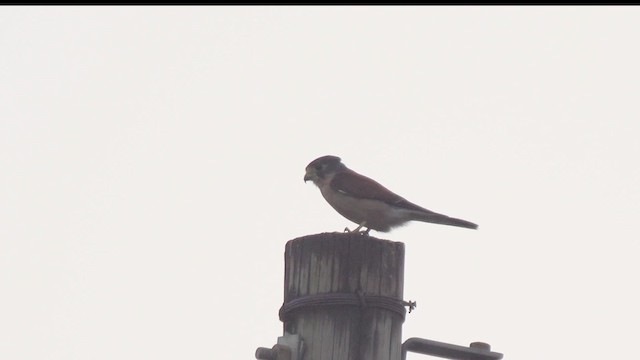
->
(304, 155), (478, 234)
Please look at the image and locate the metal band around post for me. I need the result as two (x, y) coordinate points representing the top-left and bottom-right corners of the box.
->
(279, 292), (416, 322)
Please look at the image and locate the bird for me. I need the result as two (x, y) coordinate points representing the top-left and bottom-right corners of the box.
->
(304, 155), (478, 234)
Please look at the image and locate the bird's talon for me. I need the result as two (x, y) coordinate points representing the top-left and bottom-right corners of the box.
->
(342, 226), (369, 235)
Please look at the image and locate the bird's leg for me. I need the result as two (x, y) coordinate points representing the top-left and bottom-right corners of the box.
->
(344, 221), (368, 234)
(354, 222), (371, 235)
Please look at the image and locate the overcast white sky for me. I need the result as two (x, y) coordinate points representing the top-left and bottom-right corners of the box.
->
(2, 6), (639, 360)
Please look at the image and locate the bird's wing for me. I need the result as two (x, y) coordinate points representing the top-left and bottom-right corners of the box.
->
(330, 168), (478, 229)
(330, 169), (431, 213)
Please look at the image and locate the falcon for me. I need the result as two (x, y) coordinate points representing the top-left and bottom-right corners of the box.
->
(304, 155), (478, 234)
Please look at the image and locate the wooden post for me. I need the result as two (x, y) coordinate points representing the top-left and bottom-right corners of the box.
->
(279, 232), (406, 360)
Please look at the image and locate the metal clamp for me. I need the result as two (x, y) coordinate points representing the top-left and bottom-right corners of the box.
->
(401, 337), (503, 360)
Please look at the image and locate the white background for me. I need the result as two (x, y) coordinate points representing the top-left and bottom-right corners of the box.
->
(2, 7), (639, 360)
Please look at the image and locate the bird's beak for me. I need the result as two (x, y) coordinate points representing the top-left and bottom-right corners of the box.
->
(303, 169), (314, 183)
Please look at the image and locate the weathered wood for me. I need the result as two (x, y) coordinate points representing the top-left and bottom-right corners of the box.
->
(282, 232), (405, 360)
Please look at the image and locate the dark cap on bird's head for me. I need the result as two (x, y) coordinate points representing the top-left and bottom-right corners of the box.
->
(304, 155), (344, 183)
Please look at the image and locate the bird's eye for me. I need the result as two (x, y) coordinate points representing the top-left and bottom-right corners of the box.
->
(315, 164), (324, 171)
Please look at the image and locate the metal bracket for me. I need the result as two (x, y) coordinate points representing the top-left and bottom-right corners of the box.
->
(255, 333), (304, 360)
(278, 333), (304, 360)
(402, 337), (503, 360)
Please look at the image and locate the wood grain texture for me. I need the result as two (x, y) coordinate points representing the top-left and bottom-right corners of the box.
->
(283, 233), (405, 360)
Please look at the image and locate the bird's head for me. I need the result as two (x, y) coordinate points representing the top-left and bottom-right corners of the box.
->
(304, 155), (345, 185)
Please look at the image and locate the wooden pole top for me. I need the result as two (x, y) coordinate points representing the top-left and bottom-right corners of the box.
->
(280, 232), (407, 360)
(284, 232), (405, 303)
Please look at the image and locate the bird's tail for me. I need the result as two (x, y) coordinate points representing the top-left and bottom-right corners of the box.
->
(413, 210), (478, 230)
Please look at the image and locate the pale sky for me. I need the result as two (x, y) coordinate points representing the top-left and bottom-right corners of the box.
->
(1, 6), (639, 360)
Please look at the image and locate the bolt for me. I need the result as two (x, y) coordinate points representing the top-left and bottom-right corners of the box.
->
(470, 342), (491, 351)
(255, 347), (276, 360)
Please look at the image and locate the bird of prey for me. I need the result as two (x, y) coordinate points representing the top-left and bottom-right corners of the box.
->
(304, 155), (478, 234)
